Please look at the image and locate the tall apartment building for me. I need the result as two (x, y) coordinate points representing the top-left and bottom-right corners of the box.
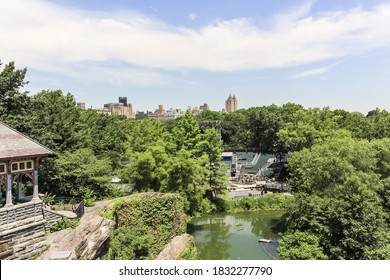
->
(101, 97), (135, 119)
(155, 104), (166, 115)
(199, 103), (210, 112)
(225, 94), (238, 113)
(76, 102), (86, 110)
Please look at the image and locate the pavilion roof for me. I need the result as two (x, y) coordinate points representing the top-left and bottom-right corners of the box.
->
(0, 121), (54, 160)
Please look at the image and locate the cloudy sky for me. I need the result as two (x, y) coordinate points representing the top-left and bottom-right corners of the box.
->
(1, 0), (390, 113)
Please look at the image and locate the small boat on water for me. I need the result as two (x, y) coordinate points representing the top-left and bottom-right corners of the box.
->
(258, 238), (272, 243)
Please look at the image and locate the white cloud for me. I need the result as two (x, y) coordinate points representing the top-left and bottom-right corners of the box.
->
(290, 62), (341, 79)
(1, 0), (390, 80)
(291, 66), (330, 79)
(273, 0), (316, 29)
(188, 12), (199, 21)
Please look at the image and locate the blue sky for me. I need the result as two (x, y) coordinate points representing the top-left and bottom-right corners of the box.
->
(1, 0), (390, 113)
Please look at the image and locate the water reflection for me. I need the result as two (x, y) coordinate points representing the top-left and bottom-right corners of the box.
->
(189, 216), (232, 260)
(188, 211), (283, 260)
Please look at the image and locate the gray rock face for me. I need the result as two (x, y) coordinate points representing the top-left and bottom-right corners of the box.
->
(74, 216), (114, 259)
(156, 234), (192, 260)
(38, 200), (115, 260)
(38, 194), (190, 260)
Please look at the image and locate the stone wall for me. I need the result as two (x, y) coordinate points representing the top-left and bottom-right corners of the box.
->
(0, 201), (47, 260)
(42, 208), (63, 229)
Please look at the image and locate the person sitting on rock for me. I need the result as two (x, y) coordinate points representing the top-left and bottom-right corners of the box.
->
(43, 202), (51, 209)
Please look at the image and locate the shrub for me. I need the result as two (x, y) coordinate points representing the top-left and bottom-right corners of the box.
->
(108, 226), (153, 260)
(50, 218), (79, 232)
(228, 194), (294, 212)
(83, 189), (96, 207)
(43, 192), (56, 205)
(211, 196), (231, 212)
(178, 236), (198, 260)
(105, 193), (187, 260)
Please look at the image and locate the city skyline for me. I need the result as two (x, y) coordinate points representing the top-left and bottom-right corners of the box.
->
(2, 0), (390, 114)
(78, 95), (230, 113)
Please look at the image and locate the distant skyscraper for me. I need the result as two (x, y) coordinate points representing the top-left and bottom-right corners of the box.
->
(225, 94), (238, 113)
(76, 102), (86, 110)
(98, 97), (135, 118)
(155, 104), (166, 115)
(199, 103), (210, 112)
(119, 97), (127, 106)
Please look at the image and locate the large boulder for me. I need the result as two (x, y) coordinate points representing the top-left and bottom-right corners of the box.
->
(156, 234), (195, 260)
(38, 199), (115, 260)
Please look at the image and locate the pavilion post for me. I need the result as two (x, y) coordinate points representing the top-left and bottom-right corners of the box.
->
(17, 176), (23, 201)
(5, 173), (13, 207)
(32, 159), (40, 202)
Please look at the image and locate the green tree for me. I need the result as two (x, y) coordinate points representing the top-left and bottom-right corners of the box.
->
(221, 110), (250, 149)
(78, 109), (127, 169)
(278, 231), (328, 260)
(371, 138), (390, 223)
(163, 149), (209, 214)
(278, 107), (346, 151)
(47, 148), (113, 198)
(246, 105), (281, 151)
(127, 119), (167, 153)
(170, 111), (202, 152)
(196, 110), (224, 121)
(0, 60), (30, 131)
(29, 90), (83, 151)
(281, 138), (390, 259)
(122, 112), (226, 215)
(287, 137), (379, 194)
(196, 128), (227, 189)
(334, 110), (372, 140)
(366, 109), (390, 139)
(122, 141), (170, 192)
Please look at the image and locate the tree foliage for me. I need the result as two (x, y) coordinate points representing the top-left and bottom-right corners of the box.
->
(0, 61), (30, 130)
(122, 112), (227, 215)
(106, 193), (187, 260)
(78, 109), (127, 168)
(278, 231), (328, 260)
(279, 138), (390, 259)
(44, 148), (113, 199)
(29, 90), (82, 152)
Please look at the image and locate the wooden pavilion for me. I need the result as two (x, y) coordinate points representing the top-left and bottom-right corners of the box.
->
(0, 121), (53, 207)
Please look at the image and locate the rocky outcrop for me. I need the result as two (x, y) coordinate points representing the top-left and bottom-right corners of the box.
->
(38, 194), (192, 260)
(108, 193), (188, 259)
(156, 234), (193, 260)
(38, 199), (115, 260)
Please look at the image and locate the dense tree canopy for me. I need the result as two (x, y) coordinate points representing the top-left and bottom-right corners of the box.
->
(29, 90), (82, 152)
(0, 61), (29, 130)
(279, 138), (390, 259)
(122, 112), (227, 215)
(43, 148), (113, 199)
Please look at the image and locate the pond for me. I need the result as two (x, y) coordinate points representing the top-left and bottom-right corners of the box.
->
(188, 210), (284, 260)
